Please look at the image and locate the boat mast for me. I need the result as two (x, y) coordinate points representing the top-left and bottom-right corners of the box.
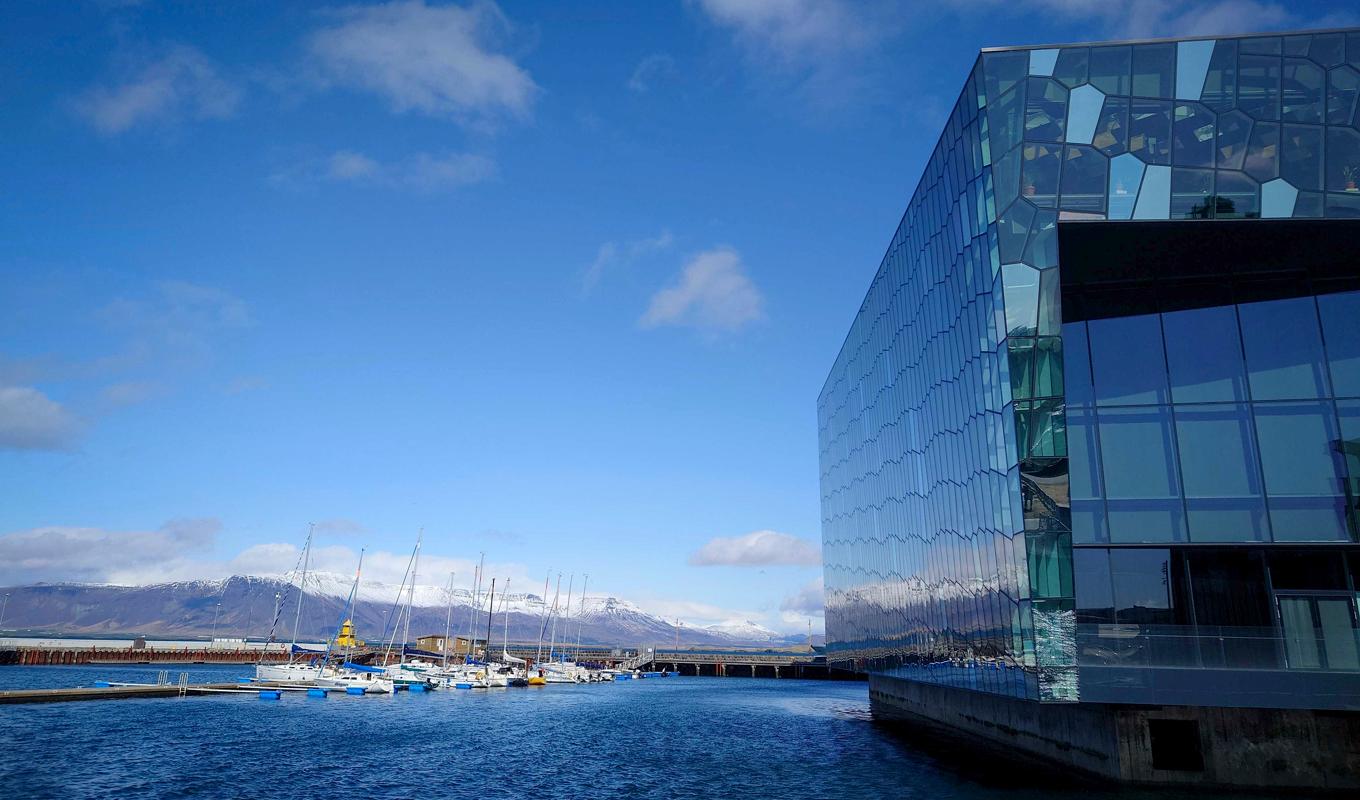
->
(318, 548), (364, 675)
(288, 523), (315, 654)
(381, 531), (421, 666)
(534, 570), (551, 665)
(402, 528), (423, 660)
(464, 553), (484, 662)
(548, 573), (568, 663)
(574, 573), (588, 662)
(500, 578), (512, 661)
(442, 571), (455, 669)
(483, 578), (496, 657)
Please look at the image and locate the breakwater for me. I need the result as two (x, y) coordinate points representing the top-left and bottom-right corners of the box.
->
(0, 647), (289, 666)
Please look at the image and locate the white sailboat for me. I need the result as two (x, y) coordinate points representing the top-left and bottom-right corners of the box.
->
(256, 524), (328, 683)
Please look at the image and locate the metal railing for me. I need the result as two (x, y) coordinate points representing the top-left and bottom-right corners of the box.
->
(1075, 624), (1360, 673)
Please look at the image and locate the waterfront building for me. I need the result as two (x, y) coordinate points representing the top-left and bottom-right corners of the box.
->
(818, 27), (1360, 790)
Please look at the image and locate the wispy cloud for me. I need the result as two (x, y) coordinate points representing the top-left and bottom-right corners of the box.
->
(101, 280), (252, 369)
(99, 380), (164, 407)
(953, 0), (1352, 39)
(0, 518), (220, 584)
(688, 530), (821, 567)
(276, 149), (497, 191)
(0, 387), (82, 452)
(308, 0), (538, 129)
(582, 230), (674, 294)
(640, 246), (765, 333)
(74, 45), (241, 134)
(779, 576), (824, 615)
(627, 53), (677, 93)
(695, 0), (880, 65)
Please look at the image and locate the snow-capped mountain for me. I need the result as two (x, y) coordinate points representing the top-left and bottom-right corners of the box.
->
(0, 575), (812, 648)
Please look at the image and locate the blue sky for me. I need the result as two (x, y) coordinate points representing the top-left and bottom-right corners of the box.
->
(0, 0), (1351, 633)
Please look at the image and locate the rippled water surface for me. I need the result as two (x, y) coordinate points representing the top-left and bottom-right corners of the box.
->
(0, 667), (1258, 799)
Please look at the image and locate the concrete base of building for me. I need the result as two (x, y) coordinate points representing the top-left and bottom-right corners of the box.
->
(869, 673), (1360, 792)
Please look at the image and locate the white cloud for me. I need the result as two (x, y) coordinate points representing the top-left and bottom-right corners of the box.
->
(100, 380), (163, 407)
(308, 0), (538, 128)
(780, 576), (824, 615)
(581, 230), (673, 293)
(75, 45), (241, 134)
(688, 530), (821, 567)
(275, 150), (497, 191)
(0, 518), (220, 584)
(640, 246), (765, 333)
(100, 280), (251, 369)
(0, 387), (82, 452)
(695, 0), (878, 65)
(627, 53), (677, 93)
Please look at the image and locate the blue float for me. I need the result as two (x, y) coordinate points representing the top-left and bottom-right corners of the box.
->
(94, 680), (111, 688)
(307, 688), (327, 698)
(409, 683), (427, 692)
(455, 682), (473, 690)
(258, 690), (282, 700)
(346, 686), (366, 696)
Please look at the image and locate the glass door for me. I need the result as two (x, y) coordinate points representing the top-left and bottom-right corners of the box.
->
(1278, 594), (1360, 671)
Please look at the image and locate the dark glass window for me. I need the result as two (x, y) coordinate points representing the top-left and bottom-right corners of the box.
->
(1282, 124), (1324, 191)
(1325, 126), (1360, 193)
(1060, 145), (1107, 213)
(1024, 78), (1067, 142)
(983, 50), (1028, 103)
(1282, 58), (1325, 123)
(1244, 121), (1280, 181)
(1089, 45), (1131, 95)
(1074, 548), (1114, 623)
(1053, 47), (1088, 88)
(1327, 66), (1359, 126)
(1021, 143), (1061, 207)
(1173, 103), (1215, 167)
(1214, 170), (1259, 218)
(1253, 401), (1348, 541)
(1089, 314), (1169, 406)
(1216, 109), (1251, 170)
(1110, 548), (1174, 624)
(1098, 405), (1185, 543)
(1162, 305), (1248, 403)
(1174, 404), (1268, 542)
(1171, 168), (1214, 218)
(1319, 291), (1360, 397)
(1129, 100), (1172, 165)
(1201, 40), (1237, 111)
(1270, 551), (1349, 590)
(1186, 550), (1271, 627)
(1238, 297), (1330, 400)
(1093, 96), (1128, 156)
(1034, 336), (1063, 398)
(1239, 54), (1282, 120)
(1132, 43), (1175, 98)
(1335, 400), (1360, 539)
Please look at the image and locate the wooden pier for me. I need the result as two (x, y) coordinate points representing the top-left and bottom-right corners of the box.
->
(0, 682), (249, 705)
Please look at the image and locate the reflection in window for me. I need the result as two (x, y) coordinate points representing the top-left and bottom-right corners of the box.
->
(1061, 322), (1094, 407)
(1215, 170), (1259, 218)
(1089, 46), (1131, 96)
(1021, 143), (1061, 207)
(1129, 100), (1172, 165)
(1253, 401), (1348, 541)
(1282, 59), (1324, 123)
(1110, 548), (1174, 624)
(1282, 124), (1324, 191)
(1067, 406), (1106, 544)
(1244, 121), (1280, 181)
(1132, 43), (1175, 98)
(1216, 109), (1251, 170)
(1171, 168), (1214, 218)
(1089, 314), (1169, 406)
(1318, 292), (1360, 397)
(1328, 66), (1359, 126)
(1239, 54), (1282, 120)
(1173, 103), (1215, 167)
(1174, 404), (1268, 542)
(1024, 78), (1067, 142)
(1093, 96), (1128, 156)
(1053, 48), (1088, 88)
(1059, 145), (1107, 213)
(1336, 400), (1360, 539)
(1200, 40), (1237, 111)
(1099, 405), (1185, 543)
(1162, 305), (1248, 403)
(1238, 297), (1330, 400)
(1074, 548), (1113, 623)
(1325, 127), (1360, 194)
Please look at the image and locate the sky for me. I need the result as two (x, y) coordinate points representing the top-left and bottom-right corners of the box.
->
(1, 0), (1353, 634)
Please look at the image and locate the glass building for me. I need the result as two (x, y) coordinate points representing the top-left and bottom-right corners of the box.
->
(818, 29), (1360, 783)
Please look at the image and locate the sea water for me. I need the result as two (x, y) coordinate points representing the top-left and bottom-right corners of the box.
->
(0, 666), (1257, 799)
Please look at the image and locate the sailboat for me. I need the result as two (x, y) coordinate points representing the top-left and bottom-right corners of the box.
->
(256, 524), (330, 683)
(380, 530), (438, 689)
(312, 550), (395, 694)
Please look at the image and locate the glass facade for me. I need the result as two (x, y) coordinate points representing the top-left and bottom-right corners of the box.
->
(819, 28), (1360, 706)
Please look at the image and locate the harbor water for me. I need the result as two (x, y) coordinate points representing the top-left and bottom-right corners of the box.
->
(0, 666), (1257, 799)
